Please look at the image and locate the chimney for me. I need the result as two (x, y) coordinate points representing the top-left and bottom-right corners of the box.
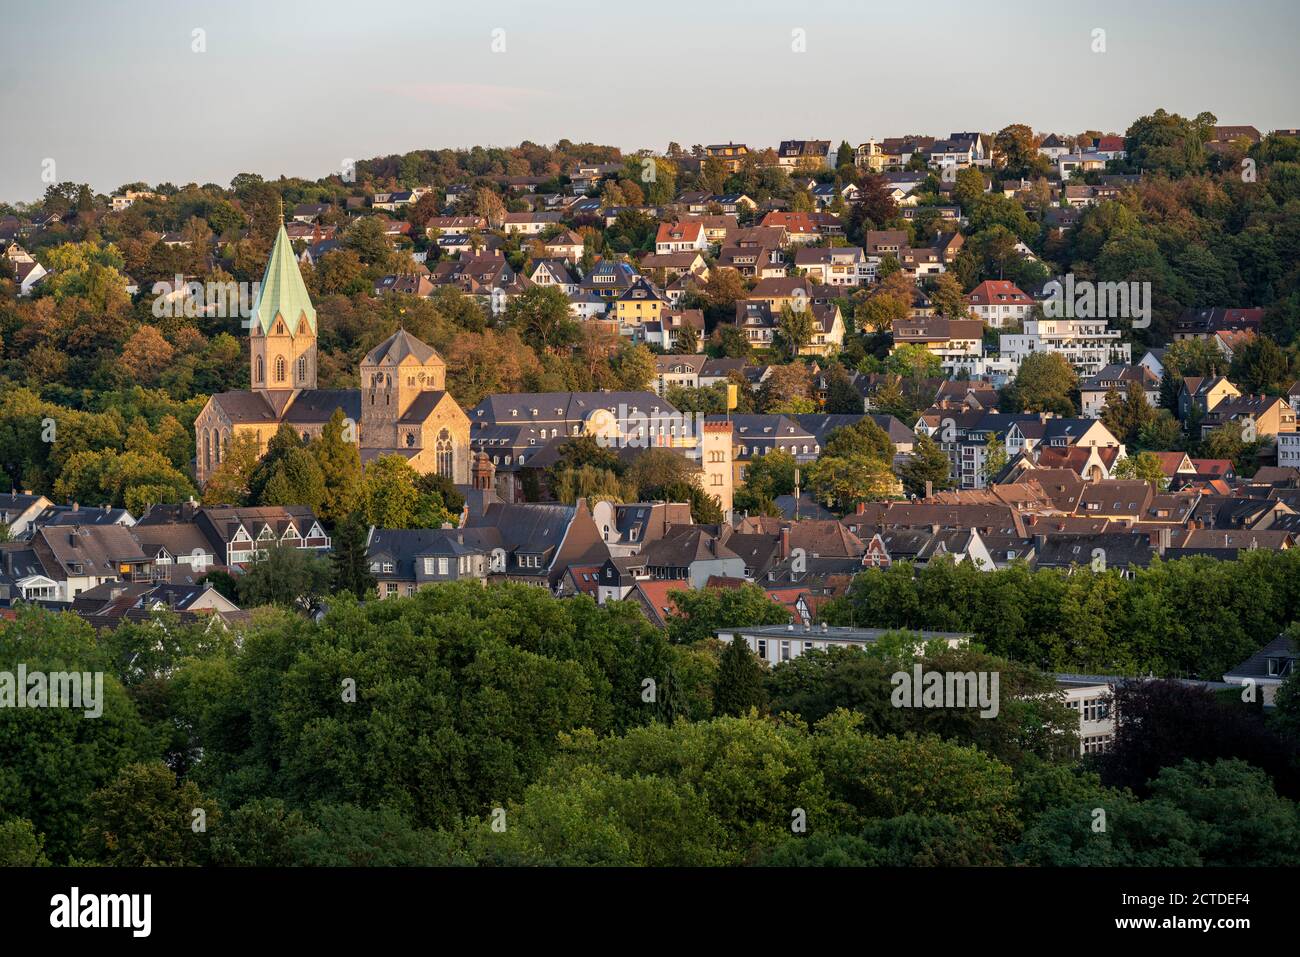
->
(856, 502), (866, 516)
(780, 527), (790, 559)
(924, 479), (933, 498)
(71, 501), (79, 511)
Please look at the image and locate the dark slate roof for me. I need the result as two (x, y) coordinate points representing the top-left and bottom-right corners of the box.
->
(282, 390), (362, 425)
(773, 494), (837, 521)
(368, 528), (486, 579)
(365, 329), (440, 365)
(1223, 635), (1299, 680)
(34, 505), (134, 526)
(398, 391), (451, 424)
(211, 391), (280, 424)
(1034, 533), (1155, 569)
(467, 501), (575, 555)
(641, 525), (739, 568)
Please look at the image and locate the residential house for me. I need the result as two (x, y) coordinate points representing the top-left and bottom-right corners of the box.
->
(366, 527), (489, 598)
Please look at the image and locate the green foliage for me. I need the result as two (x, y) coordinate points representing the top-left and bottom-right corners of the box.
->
(667, 583), (792, 645)
(0, 609), (155, 861)
(713, 637), (768, 717)
(824, 551), (1300, 678)
(330, 511), (376, 599)
(0, 818), (50, 866)
(896, 433), (953, 497)
(81, 761), (220, 866)
(236, 543), (333, 611)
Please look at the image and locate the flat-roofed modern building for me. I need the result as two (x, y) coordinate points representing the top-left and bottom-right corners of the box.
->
(715, 623), (971, 666)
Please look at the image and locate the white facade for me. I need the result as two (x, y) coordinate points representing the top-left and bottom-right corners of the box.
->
(1000, 318), (1131, 378)
(1278, 432), (1300, 470)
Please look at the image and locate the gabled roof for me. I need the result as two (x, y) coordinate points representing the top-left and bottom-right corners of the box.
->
(365, 328), (440, 366)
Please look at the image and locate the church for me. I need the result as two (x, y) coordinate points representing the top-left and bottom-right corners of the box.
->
(193, 223), (470, 487)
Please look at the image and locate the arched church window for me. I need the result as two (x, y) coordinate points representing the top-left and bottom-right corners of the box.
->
(298, 355), (307, 382)
(405, 432), (416, 448)
(255, 356), (264, 383)
(436, 428), (453, 478)
(275, 356), (286, 383)
(203, 430), (211, 471)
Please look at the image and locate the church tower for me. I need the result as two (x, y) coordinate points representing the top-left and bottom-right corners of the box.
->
(249, 222), (317, 410)
(360, 328), (448, 450)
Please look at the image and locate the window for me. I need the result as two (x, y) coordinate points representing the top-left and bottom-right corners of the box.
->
(275, 355), (286, 383)
(298, 355), (307, 382)
(1082, 734), (1112, 754)
(780, 640), (791, 661)
(423, 558), (435, 575)
(1083, 698), (1110, 722)
(438, 557), (449, 576)
(756, 639), (767, 659)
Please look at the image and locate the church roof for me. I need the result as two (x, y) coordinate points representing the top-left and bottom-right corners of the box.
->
(365, 328), (440, 366)
(398, 391), (452, 423)
(251, 223), (317, 336)
(210, 389), (359, 425)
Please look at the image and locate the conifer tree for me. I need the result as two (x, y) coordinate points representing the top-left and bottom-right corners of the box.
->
(713, 636), (766, 717)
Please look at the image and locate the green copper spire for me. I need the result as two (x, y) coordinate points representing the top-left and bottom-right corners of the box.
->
(250, 223), (316, 336)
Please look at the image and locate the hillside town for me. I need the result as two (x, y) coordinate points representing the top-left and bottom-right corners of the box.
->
(2, 106), (1300, 876)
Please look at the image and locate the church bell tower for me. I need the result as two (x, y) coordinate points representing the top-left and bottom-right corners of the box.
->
(249, 222), (317, 406)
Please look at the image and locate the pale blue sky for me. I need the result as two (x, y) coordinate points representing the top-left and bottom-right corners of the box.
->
(1, 0), (1296, 203)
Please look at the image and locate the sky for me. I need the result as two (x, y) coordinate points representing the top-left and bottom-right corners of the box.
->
(1, 0), (1298, 204)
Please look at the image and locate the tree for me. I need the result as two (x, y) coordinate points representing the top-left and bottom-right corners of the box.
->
(505, 286), (578, 351)
(758, 363), (814, 414)
(1101, 381), (1156, 446)
(806, 454), (897, 511)
(1230, 336), (1290, 395)
(928, 272), (970, 319)
(668, 583), (791, 645)
(249, 423), (325, 511)
(775, 304), (815, 359)
(823, 363), (863, 413)
(885, 343), (943, 380)
(982, 431), (1009, 484)
(81, 761), (219, 866)
(237, 543), (333, 611)
(361, 454), (455, 529)
(612, 343), (656, 392)
(993, 123), (1041, 178)
(710, 323), (752, 359)
(855, 271), (912, 333)
(713, 637), (767, 717)
(824, 418), (894, 461)
(673, 321), (700, 354)
(897, 433), (954, 497)
(311, 409), (362, 525)
(1007, 352), (1077, 416)
(202, 432), (261, 506)
(331, 511), (376, 599)
(0, 818), (49, 866)
(1113, 451), (1167, 488)
(1098, 680), (1298, 798)
(0, 608), (154, 861)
